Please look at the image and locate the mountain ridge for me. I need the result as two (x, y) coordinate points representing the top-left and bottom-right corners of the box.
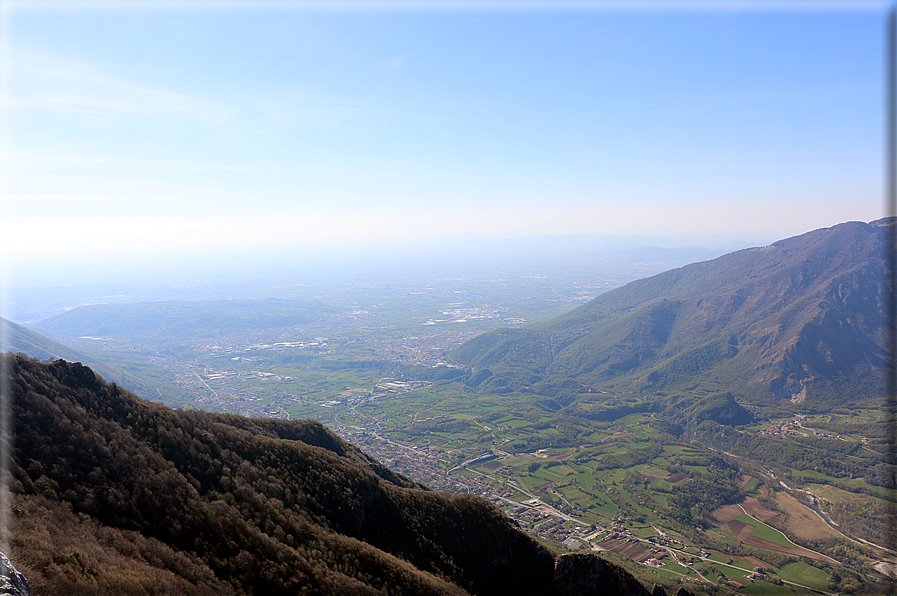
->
(449, 219), (894, 410)
(0, 316), (149, 391)
(28, 298), (335, 341)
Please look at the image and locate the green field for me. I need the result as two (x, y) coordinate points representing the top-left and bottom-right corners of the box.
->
(732, 515), (799, 549)
(739, 580), (793, 595)
(776, 561), (830, 589)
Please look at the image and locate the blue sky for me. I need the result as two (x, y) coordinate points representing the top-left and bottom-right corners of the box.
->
(0, 1), (888, 280)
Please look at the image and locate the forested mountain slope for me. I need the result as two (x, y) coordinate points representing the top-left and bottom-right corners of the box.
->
(450, 219), (894, 410)
(8, 356), (659, 595)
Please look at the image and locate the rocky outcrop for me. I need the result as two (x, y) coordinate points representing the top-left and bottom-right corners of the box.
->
(553, 553), (698, 596)
(0, 553), (29, 596)
(554, 553), (651, 596)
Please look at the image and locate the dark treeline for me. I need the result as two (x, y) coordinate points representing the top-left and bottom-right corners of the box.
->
(692, 421), (895, 489)
(828, 499), (897, 548)
(665, 456), (743, 527)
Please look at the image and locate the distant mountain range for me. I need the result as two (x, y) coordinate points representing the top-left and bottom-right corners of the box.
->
(449, 219), (894, 412)
(29, 298), (336, 341)
(8, 355), (683, 596)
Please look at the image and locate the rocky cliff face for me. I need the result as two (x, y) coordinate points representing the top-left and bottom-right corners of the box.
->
(554, 554), (694, 596)
(0, 553), (30, 596)
(554, 554), (652, 596)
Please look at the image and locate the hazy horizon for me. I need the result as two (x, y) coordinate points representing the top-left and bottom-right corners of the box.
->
(1, 2), (889, 298)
